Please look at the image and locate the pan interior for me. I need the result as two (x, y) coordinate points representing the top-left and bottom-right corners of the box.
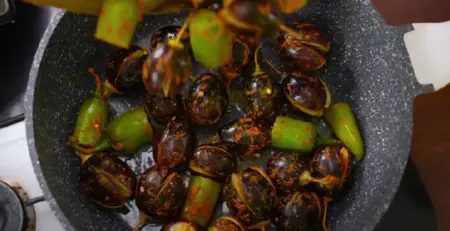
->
(28, 1), (428, 230)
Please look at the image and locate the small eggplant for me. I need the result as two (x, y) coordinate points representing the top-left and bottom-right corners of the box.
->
(185, 73), (228, 125)
(67, 68), (119, 163)
(283, 74), (331, 117)
(150, 25), (190, 52)
(247, 73), (279, 121)
(267, 152), (339, 191)
(189, 145), (237, 180)
(311, 146), (353, 197)
(71, 107), (153, 156)
(218, 0), (279, 38)
(209, 216), (247, 231)
(247, 46), (279, 121)
(218, 0), (310, 45)
(162, 220), (199, 231)
(105, 45), (148, 94)
(181, 145), (237, 227)
(135, 166), (187, 218)
(324, 103), (364, 160)
(220, 39), (251, 83)
(275, 191), (323, 231)
(278, 23), (330, 71)
(80, 153), (136, 208)
(266, 152), (310, 192)
(220, 118), (271, 157)
(280, 23), (330, 53)
(144, 92), (183, 124)
(223, 167), (276, 229)
(155, 118), (195, 169)
(142, 41), (192, 98)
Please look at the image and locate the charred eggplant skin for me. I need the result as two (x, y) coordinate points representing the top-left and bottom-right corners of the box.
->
(223, 167), (276, 229)
(220, 118), (271, 156)
(189, 145), (237, 180)
(135, 165), (187, 218)
(105, 45), (148, 94)
(80, 153), (136, 208)
(266, 152), (310, 192)
(185, 73), (228, 125)
(142, 41), (192, 98)
(277, 23), (330, 71)
(144, 92), (183, 124)
(247, 73), (279, 122)
(209, 216), (247, 231)
(311, 146), (353, 196)
(275, 191), (323, 231)
(283, 74), (331, 117)
(155, 118), (195, 169)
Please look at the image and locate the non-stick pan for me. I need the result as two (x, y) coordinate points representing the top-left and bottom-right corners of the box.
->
(25, 1), (431, 230)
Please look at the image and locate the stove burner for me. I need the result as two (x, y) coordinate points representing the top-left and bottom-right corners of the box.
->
(0, 180), (37, 231)
(0, 181), (24, 231)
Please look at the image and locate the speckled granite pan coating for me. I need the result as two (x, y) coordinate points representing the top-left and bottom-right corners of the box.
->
(25, 2), (431, 231)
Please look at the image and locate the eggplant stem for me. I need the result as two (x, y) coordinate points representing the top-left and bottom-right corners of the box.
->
(252, 46), (264, 76)
(300, 171), (338, 186)
(339, 147), (350, 188)
(88, 68), (102, 94)
(168, 13), (192, 50)
(322, 197), (332, 231)
(264, 58), (283, 75)
(277, 19), (305, 38)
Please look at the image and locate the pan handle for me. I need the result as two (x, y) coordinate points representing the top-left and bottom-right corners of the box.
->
(26, 195), (45, 205)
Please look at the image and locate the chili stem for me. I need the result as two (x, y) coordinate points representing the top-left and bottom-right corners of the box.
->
(88, 68), (102, 94)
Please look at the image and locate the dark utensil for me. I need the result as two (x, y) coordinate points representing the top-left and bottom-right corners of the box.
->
(25, 2), (431, 231)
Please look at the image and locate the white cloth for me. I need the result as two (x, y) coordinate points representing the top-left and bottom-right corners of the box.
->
(405, 21), (450, 90)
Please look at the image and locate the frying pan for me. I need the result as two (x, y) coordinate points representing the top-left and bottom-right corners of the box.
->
(25, 1), (431, 230)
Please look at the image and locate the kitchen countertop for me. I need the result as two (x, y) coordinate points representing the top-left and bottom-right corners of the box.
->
(0, 2), (439, 231)
(0, 121), (64, 231)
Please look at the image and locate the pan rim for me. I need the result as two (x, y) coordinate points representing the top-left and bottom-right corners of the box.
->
(25, 9), (77, 231)
(24, 9), (431, 231)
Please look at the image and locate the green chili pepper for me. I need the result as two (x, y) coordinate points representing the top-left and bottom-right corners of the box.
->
(71, 107), (153, 157)
(271, 116), (317, 153)
(67, 68), (119, 163)
(95, 0), (140, 48)
(189, 9), (233, 68)
(324, 102), (364, 160)
(181, 175), (221, 227)
(314, 136), (343, 148)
